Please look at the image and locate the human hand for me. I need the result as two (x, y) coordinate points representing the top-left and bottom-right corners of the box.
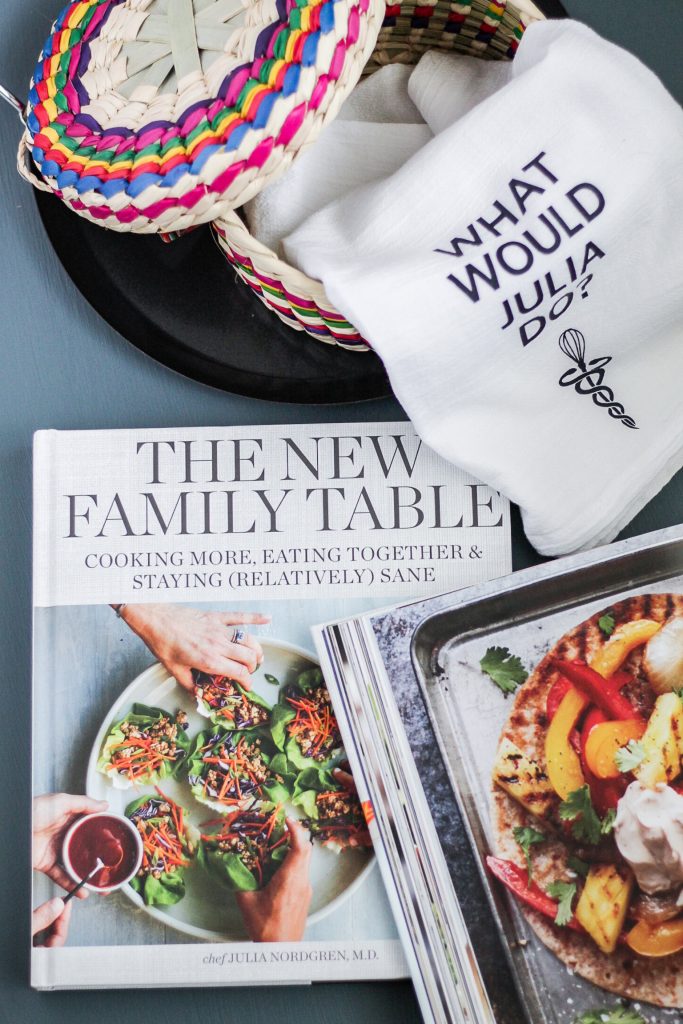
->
(236, 818), (313, 942)
(119, 605), (270, 691)
(332, 766), (356, 792)
(33, 793), (108, 897)
(32, 896), (72, 947)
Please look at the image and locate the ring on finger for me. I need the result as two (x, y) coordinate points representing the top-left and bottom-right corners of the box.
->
(231, 627), (247, 645)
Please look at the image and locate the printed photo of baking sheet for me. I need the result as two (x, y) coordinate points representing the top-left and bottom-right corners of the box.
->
(409, 527), (683, 1024)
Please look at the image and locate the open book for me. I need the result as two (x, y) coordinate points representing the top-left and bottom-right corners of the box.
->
(314, 525), (683, 1024)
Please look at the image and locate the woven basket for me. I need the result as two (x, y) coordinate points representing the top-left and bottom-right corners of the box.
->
(18, 0), (384, 233)
(214, 0), (549, 349)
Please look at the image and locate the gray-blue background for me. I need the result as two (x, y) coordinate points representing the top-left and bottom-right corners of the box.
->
(1, 2), (681, 1021)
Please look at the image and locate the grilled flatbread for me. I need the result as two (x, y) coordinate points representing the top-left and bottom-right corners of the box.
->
(492, 593), (683, 1008)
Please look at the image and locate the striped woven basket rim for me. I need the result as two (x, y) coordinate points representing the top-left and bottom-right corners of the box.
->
(19, 0), (384, 233)
(215, 210), (367, 347)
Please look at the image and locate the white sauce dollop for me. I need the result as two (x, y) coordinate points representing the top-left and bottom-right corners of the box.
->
(615, 781), (683, 893)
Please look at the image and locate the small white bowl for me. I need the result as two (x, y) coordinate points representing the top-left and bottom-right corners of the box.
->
(62, 811), (143, 893)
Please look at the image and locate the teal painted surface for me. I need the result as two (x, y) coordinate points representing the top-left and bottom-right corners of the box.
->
(1, 1), (681, 1020)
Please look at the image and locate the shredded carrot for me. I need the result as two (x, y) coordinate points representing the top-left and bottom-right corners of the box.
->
(218, 772), (233, 801)
(134, 798), (190, 876)
(285, 690), (339, 759)
(198, 737), (267, 805)
(265, 808), (279, 840)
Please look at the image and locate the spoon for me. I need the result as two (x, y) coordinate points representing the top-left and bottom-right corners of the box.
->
(99, 829), (124, 869)
(63, 857), (104, 905)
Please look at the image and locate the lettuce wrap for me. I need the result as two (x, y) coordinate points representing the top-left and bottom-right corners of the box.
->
(198, 804), (289, 891)
(270, 668), (343, 771)
(97, 703), (191, 788)
(293, 768), (372, 853)
(186, 726), (295, 813)
(193, 670), (272, 729)
(125, 792), (197, 906)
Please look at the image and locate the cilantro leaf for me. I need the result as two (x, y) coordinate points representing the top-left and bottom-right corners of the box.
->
(558, 786), (604, 845)
(546, 880), (576, 926)
(601, 808), (617, 836)
(598, 613), (616, 637)
(513, 825), (545, 883)
(614, 739), (646, 773)
(574, 1009), (646, 1024)
(567, 855), (590, 878)
(480, 646), (527, 695)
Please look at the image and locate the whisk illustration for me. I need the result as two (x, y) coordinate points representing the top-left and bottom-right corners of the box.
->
(558, 329), (587, 372)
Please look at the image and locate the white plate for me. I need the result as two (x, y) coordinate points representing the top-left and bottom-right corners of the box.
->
(85, 638), (373, 942)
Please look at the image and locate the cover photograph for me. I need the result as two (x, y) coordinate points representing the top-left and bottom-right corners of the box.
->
(315, 526), (683, 1024)
(31, 421), (511, 990)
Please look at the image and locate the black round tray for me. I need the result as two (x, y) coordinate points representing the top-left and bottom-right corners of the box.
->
(35, 188), (391, 404)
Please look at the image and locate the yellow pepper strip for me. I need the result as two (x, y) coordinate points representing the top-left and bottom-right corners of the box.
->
(584, 718), (645, 779)
(545, 618), (661, 799)
(545, 688), (587, 799)
(590, 619), (662, 678)
(626, 917), (683, 957)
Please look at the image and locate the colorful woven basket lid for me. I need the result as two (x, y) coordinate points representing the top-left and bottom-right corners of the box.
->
(18, 0), (383, 232)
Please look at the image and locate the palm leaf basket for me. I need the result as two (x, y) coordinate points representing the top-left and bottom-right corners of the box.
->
(17, 0), (550, 351)
(18, 0), (384, 232)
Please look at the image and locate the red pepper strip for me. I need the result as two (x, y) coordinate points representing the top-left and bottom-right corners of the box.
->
(547, 670), (630, 724)
(553, 660), (644, 723)
(486, 857), (584, 932)
(607, 670), (632, 692)
(581, 705), (608, 744)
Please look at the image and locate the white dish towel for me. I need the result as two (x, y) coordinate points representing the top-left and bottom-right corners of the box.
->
(284, 20), (683, 556)
(338, 63), (424, 124)
(243, 120), (431, 255)
(408, 50), (513, 134)
(244, 63), (428, 255)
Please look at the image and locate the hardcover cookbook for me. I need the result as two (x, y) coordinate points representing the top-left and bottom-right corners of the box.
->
(31, 420), (510, 989)
(315, 525), (683, 1024)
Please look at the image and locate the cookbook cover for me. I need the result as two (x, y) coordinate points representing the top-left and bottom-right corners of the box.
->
(315, 526), (683, 1024)
(31, 421), (511, 990)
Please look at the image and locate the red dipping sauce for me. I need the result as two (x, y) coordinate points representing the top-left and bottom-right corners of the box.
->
(64, 813), (142, 890)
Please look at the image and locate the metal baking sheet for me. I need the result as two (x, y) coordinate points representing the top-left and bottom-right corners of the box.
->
(409, 526), (683, 1024)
